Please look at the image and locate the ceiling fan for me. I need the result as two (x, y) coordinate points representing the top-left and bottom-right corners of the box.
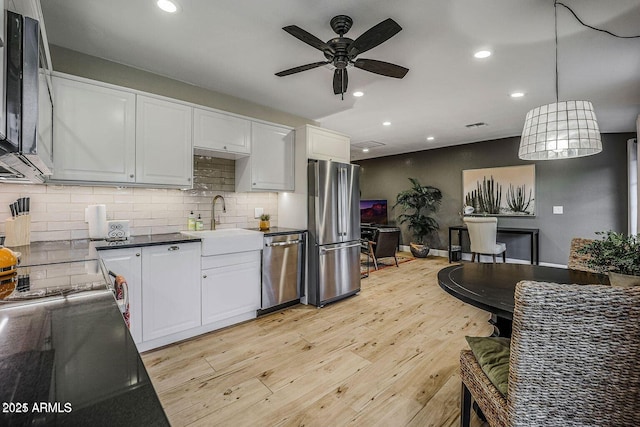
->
(275, 15), (409, 99)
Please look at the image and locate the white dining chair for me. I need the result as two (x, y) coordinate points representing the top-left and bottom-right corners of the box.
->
(463, 217), (506, 263)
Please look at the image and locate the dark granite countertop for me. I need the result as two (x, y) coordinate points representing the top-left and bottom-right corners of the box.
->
(0, 290), (168, 426)
(93, 232), (201, 251)
(9, 239), (98, 267)
(0, 238), (171, 425)
(247, 227), (307, 236)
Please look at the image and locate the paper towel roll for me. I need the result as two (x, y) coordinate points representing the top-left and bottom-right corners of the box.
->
(85, 204), (107, 239)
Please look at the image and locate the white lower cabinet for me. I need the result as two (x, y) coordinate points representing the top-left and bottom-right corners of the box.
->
(201, 251), (261, 325)
(98, 242), (263, 351)
(99, 242), (201, 350)
(141, 243), (201, 341)
(99, 247), (143, 344)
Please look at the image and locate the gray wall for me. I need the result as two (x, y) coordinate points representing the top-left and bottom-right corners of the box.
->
(356, 133), (633, 265)
(49, 45), (316, 129)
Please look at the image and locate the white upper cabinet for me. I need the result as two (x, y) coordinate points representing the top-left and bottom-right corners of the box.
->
(302, 124), (350, 163)
(236, 122), (294, 192)
(51, 76), (136, 183)
(193, 107), (251, 157)
(135, 95), (193, 187)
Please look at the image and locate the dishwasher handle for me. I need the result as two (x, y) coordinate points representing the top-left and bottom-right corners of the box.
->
(265, 239), (303, 248)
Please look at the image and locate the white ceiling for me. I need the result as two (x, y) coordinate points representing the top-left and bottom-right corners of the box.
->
(39, 0), (640, 161)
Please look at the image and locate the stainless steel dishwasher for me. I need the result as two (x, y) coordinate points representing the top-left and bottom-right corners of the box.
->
(260, 231), (305, 313)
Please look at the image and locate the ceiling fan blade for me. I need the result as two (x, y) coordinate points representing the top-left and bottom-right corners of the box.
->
(353, 58), (409, 78)
(283, 25), (334, 54)
(275, 61), (330, 77)
(348, 18), (402, 57)
(333, 68), (348, 95)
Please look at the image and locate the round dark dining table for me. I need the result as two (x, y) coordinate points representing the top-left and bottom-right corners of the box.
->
(438, 263), (608, 336)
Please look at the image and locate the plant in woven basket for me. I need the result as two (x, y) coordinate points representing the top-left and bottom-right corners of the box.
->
(393, 178), (442, 257)
(577, 231), (640, 276)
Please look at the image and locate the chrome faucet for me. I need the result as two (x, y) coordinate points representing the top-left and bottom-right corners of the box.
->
(212, 195), (226, 230)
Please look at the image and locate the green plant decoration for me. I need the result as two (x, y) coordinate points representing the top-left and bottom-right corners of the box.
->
(578, 231), (640, 276)
(506, 184), (534, 214)
(393, 178), (443, 244)
(260, 214), (270, 221)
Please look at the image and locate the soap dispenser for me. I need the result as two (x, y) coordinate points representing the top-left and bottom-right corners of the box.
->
(196, 214), (204, 231)
(188, 211), (196, 231)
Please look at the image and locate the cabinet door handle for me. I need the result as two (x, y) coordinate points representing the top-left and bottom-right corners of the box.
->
(168, 246), (180, 251)
(136, 253), (141, 257)
(130, 174), (134, 178)
(202, 274), (207, 278)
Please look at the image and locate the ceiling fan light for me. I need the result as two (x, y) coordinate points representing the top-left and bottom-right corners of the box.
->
(157, 0), (179, 13)
(518, 101), (602, 160)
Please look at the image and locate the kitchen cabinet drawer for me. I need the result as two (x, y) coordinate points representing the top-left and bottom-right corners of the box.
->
(193, 107), (251, 157)
(201, 258), (260, 325)
(235, 122), (294, 192)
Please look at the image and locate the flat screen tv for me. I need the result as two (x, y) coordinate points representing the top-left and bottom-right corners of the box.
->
(360, 199), (388, 225)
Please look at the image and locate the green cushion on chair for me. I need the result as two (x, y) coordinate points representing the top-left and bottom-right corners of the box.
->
(465, 336), (510, 396)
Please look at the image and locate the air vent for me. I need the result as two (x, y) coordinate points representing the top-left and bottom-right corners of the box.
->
(351, 141), (386, 149)
(465, 122), (488, 128)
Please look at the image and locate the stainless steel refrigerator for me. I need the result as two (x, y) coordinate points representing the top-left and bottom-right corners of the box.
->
(308, 159), (361, 307)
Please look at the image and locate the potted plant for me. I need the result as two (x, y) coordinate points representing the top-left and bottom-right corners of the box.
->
(578, 231), (640, 287)
(259, 214), (271, 231)
(393, 178), (443, 258)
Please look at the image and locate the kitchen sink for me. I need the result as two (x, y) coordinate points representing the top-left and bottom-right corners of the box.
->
(180, 228), (263, 256)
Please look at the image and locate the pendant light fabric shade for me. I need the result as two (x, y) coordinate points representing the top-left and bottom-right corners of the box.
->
(519, 100), (602, 160)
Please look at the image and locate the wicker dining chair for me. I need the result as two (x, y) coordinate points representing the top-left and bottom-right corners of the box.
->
(567, 237), (597, 272)
(460, 280), (640, 427)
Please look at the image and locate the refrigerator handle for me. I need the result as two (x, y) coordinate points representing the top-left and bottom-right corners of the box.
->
(320, 242), (362, 253)
(339, 166), (349, 237)
(337, 166), (343, 237)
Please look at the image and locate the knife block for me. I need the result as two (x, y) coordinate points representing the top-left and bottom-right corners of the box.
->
(5, 215), (31, 247)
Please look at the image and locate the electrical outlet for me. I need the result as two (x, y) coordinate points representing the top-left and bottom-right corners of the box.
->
(254, 207), (264, 218)
(553, 206), (563, 215)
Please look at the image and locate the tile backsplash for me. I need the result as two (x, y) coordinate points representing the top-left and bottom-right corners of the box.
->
(0, 156), (278, 242)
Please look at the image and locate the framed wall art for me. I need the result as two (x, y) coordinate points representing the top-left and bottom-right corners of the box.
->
(463, 165), (536, 216)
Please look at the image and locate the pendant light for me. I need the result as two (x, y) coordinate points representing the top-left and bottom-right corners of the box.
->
(518, 1), (602, 161)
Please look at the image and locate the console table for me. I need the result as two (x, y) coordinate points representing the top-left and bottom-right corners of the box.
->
(448, 225), (540, 265)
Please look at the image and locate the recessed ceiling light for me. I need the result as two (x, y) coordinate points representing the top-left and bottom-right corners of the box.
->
(510, 92), (525, 98)
(157, 0), (179, 13)
(362, 148), (370, 153)
(353, 91), (364, 97)
(474, 50), (491, 59)
(382, 121), (391, 126)
(426, 136), (435, 141)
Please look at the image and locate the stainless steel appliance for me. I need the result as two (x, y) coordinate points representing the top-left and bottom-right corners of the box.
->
(260, 232), (304, 312)
(0, 10), (53, 183)
(308, 159), (360, 307)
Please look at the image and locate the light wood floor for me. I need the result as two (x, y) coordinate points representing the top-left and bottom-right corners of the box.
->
(141, 256), (492, 426)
